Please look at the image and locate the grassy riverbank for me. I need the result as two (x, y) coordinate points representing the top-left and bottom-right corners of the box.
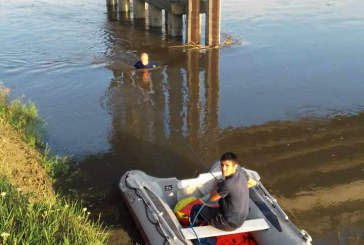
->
(0, 91), (109, 244)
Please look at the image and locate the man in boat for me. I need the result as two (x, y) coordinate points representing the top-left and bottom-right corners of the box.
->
(190, 152), (250, 231)
(134, 53), (156, 69)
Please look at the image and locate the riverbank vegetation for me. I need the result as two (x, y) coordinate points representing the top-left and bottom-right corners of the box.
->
(0, 176), (108, 244)
(0, 91), (109, 244)
(0, 95), (68, 178)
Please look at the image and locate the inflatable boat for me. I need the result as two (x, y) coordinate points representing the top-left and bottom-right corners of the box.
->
(119, 162), (312, 245)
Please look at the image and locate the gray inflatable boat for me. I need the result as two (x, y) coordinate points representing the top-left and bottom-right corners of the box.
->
(119, 162), (312, 245)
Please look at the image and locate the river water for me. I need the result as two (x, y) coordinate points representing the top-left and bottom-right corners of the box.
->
(1, 0), (364, 244)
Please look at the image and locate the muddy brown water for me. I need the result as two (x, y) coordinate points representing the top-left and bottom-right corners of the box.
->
(1, 0), (364, 244)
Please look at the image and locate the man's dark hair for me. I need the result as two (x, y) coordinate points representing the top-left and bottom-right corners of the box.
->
(220, 152), (238, 164)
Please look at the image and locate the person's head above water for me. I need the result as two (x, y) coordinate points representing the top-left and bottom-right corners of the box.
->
(134, 52), (156, 69)
(140, 53), (149, 66)
(220, 152), (238, 177)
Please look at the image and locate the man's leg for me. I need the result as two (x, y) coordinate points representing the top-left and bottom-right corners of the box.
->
(190, 205), (220, 226)
(190, 204), (204, 226)
(191, 205), (236, 231)
(190, 205), (236, 231)
(209, 212), (236, 231)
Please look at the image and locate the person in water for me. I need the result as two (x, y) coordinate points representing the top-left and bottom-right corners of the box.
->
(190, 152), (250, 231)
(134, 53), (156, 69)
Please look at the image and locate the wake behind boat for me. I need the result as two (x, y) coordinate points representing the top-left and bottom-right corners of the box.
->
(119, 162), (312, 245)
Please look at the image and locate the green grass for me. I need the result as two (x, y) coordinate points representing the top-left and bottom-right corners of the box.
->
(0, 176), (109, 245)
(0, 95), (109, 244)
(0, 97), (69, 178)
(42, 144), (70, 179)
(0, 99), (42, 147)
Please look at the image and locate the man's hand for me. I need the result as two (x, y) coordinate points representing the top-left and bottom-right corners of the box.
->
(247, 177), (257, 188)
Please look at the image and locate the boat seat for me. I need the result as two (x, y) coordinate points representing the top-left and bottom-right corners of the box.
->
(181, 218), (269, 240)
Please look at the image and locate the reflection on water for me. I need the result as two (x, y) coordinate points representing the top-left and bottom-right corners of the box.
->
(75, 49), (223, 244)
(101, 48), (221, 177)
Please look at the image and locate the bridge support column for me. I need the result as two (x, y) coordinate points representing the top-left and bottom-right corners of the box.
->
(119, 11), (131, 21)
(106, 0), (117, 7)
(167, 13), (183, 37)
(205, 0), (221, 46)
(187, 0), (201, 44)
(106, 0), (118, 21)
(133, 0), (146, 19)
(148, 4), (162, 27)
(118, 0), (130, 12)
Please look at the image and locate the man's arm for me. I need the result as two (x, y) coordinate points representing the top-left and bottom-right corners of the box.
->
(209, 180), (222, 202)
(134, 61), (141, 69)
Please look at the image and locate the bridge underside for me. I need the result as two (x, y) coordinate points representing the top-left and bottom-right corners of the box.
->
(107, 0), (220, 46)
(145, 0), (207, 15)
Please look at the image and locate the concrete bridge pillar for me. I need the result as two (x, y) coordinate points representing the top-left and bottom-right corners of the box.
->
(106, 0), (117, 7)
(205, 0), (221, 46)
(106, 0), (118, 16)
(133, 0), (146, 19)
(187, 0), (201, 44)
(167, 13), (183, 37)
(118, 0), (130, 12)
(148, 4), (163, 27)
(119, 11), (131, 21)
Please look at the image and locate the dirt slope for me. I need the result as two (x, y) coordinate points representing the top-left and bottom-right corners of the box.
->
(0, 121), (55, 202)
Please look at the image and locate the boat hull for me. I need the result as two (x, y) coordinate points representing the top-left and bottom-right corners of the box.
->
(119, 167), (312, 245)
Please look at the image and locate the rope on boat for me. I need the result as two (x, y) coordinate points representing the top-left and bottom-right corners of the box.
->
(118, 35), (244, 180)
(132, 81), (219, 181)
(116, 36), (241, 180)
(189, 204), (206, 245)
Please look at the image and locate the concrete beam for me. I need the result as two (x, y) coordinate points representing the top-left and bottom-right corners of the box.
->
(118, 0), (130, 11)
(167, 12), (183, 37)
(148, 4), (163, 27)
(187, 0), (201, 44)
(146, 0), (169, 10)
(133, 0), (146, 19)
(143, 0), (207, 15)
(205, 0), (221, 46)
